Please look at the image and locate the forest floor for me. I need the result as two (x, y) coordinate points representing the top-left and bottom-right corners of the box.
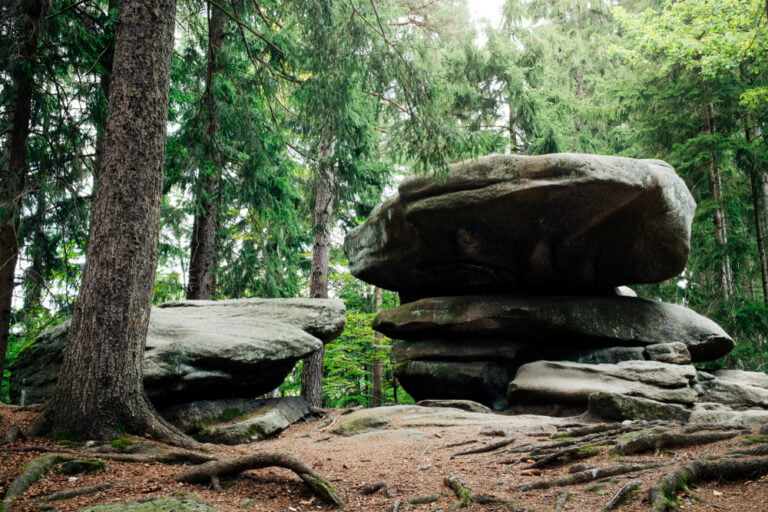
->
(3, 403), (768, 512)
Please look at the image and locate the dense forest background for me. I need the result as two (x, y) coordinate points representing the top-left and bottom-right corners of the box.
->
(2, 0), (767, 407)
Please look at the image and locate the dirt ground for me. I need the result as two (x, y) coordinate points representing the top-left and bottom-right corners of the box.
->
(2, 403), (768, 511)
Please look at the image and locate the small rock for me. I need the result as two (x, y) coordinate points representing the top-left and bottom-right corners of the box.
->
(645, 343), (691, 364)
(58, 459), (107, 475)
(330, 412), (391, 436)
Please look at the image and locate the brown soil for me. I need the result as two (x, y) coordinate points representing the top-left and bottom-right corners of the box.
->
(2, 404), (768, 511)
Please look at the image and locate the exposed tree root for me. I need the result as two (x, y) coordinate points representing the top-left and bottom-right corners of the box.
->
(0, 454), (75, 511)
(729, 444), (768, 456)
(453, 437), (515, 457)
(444, 474), (472, 508)
(613, 431), (739, 456)
(553, 490), (571, 512)
(601, 480), (641, 511)
(176, 452), (344, 508)
(32, 481), (128, 503)
(682, 424), (750, 434)
(649, 457), (768, 512)
(519, 463), (662, 491)
(529, 445), (599, 469)
(1, 446), (216, 465)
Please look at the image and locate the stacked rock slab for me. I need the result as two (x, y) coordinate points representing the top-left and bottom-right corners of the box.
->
(9, 298), (345, 406)
(345, 153), (736, 410)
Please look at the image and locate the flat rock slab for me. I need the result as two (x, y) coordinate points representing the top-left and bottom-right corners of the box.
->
(161, 396), (310, 444)
(416, 399), (492, 414)
(711, 369), (768, 390)
(9, 299), (345, 406)
(345, 153), (695, 297)
(588, 392), (692, 422)
(376, 295), (733, 362)
(690, 403), (768, 425)
(508, 360), (699, 406)
(334, 405), (574, 433)
(696, 372), (768, 410)
(76, 499), (217, 512)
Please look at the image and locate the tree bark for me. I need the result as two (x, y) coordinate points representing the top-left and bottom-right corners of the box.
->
(35, 0), (188, 445)
(186, 3), (226, 300)
(0, 0), (45, 388)
(702, 104), (734, 299)
(301, 147), (334, 408)
(371, 286), (383, 408)
(746, 122), (768, 305)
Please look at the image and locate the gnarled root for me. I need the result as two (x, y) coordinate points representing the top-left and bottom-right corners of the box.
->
(1, 454), (75, 511)
(176, 452), (344, 508)
(649, 457), (768, 512)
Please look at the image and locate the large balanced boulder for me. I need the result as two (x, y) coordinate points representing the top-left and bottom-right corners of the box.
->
(345, 153), (696, 298)
(9, 298), (345, 406)
(375, 295), (734, 362)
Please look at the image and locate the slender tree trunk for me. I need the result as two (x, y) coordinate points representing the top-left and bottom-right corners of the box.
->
(746, 122), (768, 305)
(301, 145), (334, 408)
(574, 65), (586, 131)
(702, 104), (734, 299)
(370, 286), (383, 407)
(22, 186), (47, 314)
(31, 0), (188, 445)
(187, 3), (225, 300)
(0, 0), (45, 388)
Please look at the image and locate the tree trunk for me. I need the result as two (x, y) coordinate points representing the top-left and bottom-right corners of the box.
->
(0, 0), (45, 388)
(746, 122), (768, 305)
(702, 104), (734, 299)
(370, 286), (383, 408)
(574, 65), (586, 131)
(301, 147), (334, 408)
(34, 0), (187, 444)
(93, 0), (120, 183)
(186, 3), (225, 300)
(22, 185), (47, 315)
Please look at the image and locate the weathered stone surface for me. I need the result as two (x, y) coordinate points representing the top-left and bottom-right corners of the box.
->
(711, 369), (768, 390)
(331, 412), (391, 436)
(76, 499), (217, 512)
(588, 392), (691, 422)
(345, 154), (695, 297)
(508, 360), (698, 406)
(695, 371), (768, 410)
(416, 399), (492, 414)
(192, 397), (311, 445)
(689, 403), (768, 425)
(392, 339), (646, 366)
(376, 295), (733, 362)
(645, 343), (691, 364)
(160, 397), (310, 441)
(396, 360), (516, 410)
(9, 299), (345, 405)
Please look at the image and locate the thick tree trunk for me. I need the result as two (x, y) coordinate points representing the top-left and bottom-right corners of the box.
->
(301, 150), (334, 408)
(187, 3), (225, 300)
(370, 286), (383, 408)
(702, 104), (734, 299)
(35, 0), (188, 444)
(93, 0), (120, 183)
(0, 0), (45, 387)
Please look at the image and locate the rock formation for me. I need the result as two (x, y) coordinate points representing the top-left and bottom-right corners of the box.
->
(345, 153), (753, 414)
(9, 298), (345, 406)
